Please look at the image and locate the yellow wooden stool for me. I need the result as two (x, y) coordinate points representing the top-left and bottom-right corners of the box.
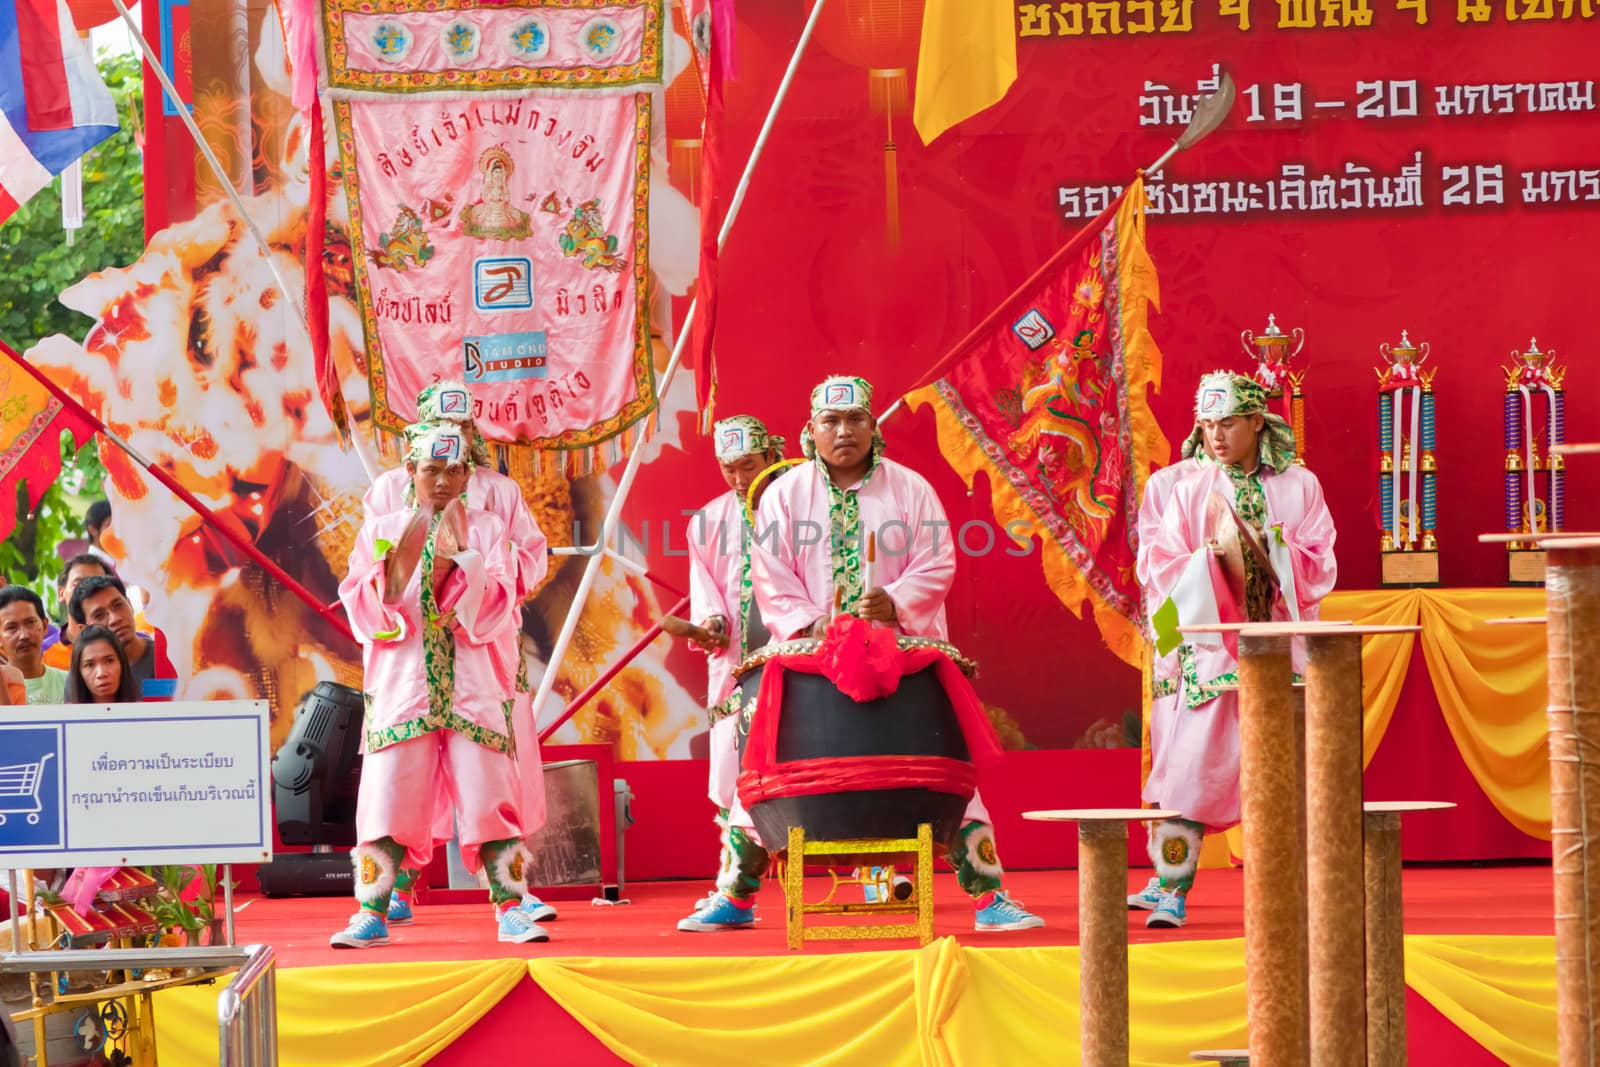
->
(779, 824), (935, 949)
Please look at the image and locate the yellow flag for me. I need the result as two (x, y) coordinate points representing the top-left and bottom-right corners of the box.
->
(912, 0), (1018, 146)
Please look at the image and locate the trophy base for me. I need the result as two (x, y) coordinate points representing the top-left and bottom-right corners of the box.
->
(1381, 550), (1439, 587)
(1507, 549), (1546, 586)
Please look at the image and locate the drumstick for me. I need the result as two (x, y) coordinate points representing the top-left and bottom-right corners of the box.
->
(659, 615), (728, 648)
(863, 532), (877, 595)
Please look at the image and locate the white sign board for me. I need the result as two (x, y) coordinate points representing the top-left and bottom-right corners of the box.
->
(0, 700), (273, 867)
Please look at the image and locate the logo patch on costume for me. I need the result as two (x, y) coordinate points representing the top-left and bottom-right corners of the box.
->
(435, 388), (470, 416)
(464, 332), (548, 383)
(473, 256), (534, 312)
(508, 852), (525, 882)
(718, 428), (748, 456)
(431, 435), (462, 461)
(1161, 836), (1190, 866)
(1198, 386), (1232, 416)
(977, 837), (998, 866)
(359, 856), (381, 885)
(824, 383), (858, 408)
(1012, 309), (1055, 350)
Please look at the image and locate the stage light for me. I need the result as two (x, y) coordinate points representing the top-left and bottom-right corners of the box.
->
(255, 681), (364, 897)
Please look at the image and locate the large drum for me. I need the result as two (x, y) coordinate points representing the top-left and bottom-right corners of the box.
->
(731, 635), (983, 848)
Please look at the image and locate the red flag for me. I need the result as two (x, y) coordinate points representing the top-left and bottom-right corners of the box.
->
(689, 0), (733, 427)
(903, 180), (1168, 667)
(0, 343), (97, 542)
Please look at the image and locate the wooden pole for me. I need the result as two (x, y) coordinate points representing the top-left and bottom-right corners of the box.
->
(1237, 632), (1309, 1063)
(1079, 819), (1130, 1067)
(1545, 541), (1600, 1065)
(1304, 631), (1368, 1065)
(1364, 809), (1405, 1067)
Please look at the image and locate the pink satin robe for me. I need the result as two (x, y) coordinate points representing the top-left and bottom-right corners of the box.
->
(687, 489), (759, 812)
(1141, 460), (1338, 828)
(364, 467), (550, 843)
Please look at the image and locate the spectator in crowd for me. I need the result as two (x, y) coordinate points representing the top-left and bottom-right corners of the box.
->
(84, 500), (114, 565)
(68, 575), (176, 697)
(0, 586), (68, 704)
(64, 625), (139, 703)
(44, 553), (143, 671)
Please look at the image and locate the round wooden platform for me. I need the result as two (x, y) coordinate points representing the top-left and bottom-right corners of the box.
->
(1022, 808), (1180, 823)
(1363, 800), (1457, 814)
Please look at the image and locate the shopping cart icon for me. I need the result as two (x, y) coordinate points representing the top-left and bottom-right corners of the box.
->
(0, 752), (55, 826)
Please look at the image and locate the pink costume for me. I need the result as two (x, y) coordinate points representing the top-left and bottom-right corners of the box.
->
(363, 467), (549, 852)
(687, 488), (759, 812)
(1142, 460), (1338, 828)
(339, 506), (525, 873)
(752, 455), (990, 828)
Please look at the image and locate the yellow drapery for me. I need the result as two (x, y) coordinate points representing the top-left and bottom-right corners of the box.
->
(152, 936), (1555, 1066)
(1158, 586), (1552, 866)
(153, 958), (526, 1067)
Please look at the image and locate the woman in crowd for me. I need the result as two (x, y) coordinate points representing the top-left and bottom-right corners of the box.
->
(64, 625), (139, 703)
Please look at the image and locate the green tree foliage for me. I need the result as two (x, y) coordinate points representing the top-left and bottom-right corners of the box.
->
(0, 51), (141, 604)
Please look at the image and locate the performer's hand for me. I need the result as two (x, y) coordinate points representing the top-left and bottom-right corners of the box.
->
(692, 616), (730, 652)
(805, 616), (830, 639)
(432, 609), (457, 633)
(385, 512), (429, 601)
(855, 587), (898, 624)
(437, 498), (468, 559)
(1205, 492), (1232, 555)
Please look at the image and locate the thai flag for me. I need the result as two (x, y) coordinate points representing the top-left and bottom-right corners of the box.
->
(0, 0), (119, 224)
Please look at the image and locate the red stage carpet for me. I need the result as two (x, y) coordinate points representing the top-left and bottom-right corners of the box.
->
(144, 865), (1556, 1065)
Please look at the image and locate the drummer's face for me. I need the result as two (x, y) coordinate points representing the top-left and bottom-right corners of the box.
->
(810, 409), (874, 470)
(720, 452), (767, 496)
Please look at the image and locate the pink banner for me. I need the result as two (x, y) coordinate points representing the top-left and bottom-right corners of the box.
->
(335, 92), (653, 446)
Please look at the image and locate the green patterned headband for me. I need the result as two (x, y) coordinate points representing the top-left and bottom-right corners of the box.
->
(713, 415), (784, 462)
(810, 376), (873, 415)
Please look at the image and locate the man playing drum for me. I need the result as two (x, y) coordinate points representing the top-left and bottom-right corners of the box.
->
(673, 416), (790, 932)
(681, 375), (1042, 933)
(1136, 371), (1337, 928)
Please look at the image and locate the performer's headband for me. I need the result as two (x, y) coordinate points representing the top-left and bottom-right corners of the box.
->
(1194, 371), (1268, 420)
(404, 421), (472, 468)
(713, 415), (784, 462)
(809, 376), (873, 416)
(414, 380), (491, 466)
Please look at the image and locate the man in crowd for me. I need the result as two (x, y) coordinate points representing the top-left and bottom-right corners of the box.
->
(331, 419), (543, 948)
(680, 375), (1043, 933)
(1138, 371), (1337, 929)
(67, 575), (176, 697)
(362, 381), (554, 927)
(0, 586), (68, 704)
(45, 554), (142, 671)
(674, 416), (788, 932)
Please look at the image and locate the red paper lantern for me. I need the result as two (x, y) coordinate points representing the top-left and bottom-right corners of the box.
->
(809, 0), (926, 247)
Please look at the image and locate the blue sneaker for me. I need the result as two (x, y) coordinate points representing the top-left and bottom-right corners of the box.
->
(1128, 877), (1165, 910)
(330, 910), (390, 949)
(519, 895), (558, 923)
(497, 907), (550, 944)
(676, 892), (757, 932)
(974, 891), (1044, 932)
(387, 896), (415, 925)
(1146, 890), (1187, 929)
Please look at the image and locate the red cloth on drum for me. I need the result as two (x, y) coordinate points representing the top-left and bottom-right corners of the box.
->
(740, 617), (1004, 780)
(737, 755), (976, 806)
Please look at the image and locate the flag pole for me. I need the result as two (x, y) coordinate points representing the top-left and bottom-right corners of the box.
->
(877, 68), (1235, 424)
(107, 0), (379, 482)
(0, 340), (357, 646)
(531, 0), (831, 733)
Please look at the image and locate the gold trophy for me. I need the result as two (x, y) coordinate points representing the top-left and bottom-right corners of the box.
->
(1241, 313), (1307, 463)
(1376, 330), (1439, 586)
(1502, 339), (1567, 584)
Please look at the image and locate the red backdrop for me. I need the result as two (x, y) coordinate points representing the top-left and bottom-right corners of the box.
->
(633, 2), (1600, 751)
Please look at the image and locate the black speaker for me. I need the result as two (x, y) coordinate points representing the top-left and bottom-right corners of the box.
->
(271, 681), (364, 846)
